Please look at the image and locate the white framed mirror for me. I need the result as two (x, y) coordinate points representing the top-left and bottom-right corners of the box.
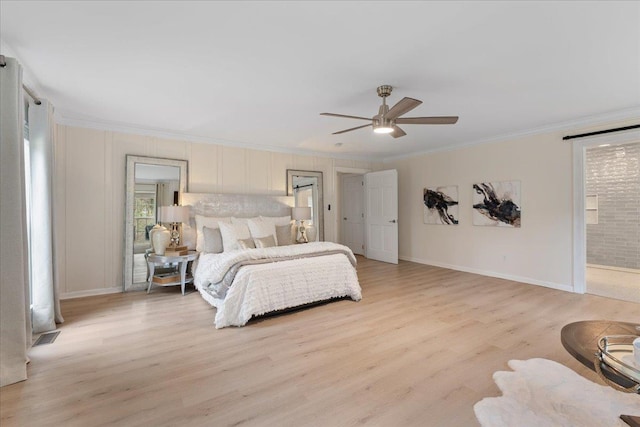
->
(124, 155), (188, 291)
(287, 169), (324, 241)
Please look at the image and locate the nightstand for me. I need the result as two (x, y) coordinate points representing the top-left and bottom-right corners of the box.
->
(146, 251), (198, 295)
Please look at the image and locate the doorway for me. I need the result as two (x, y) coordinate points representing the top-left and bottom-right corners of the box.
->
(572, 130), (640, 302)
(335, 168), (399, 264)
(584, 141), (640, 303)
(341, 174), (365, 255)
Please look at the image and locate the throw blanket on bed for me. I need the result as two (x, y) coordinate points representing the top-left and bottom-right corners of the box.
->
(195, 241), (357, 291)
(474, 358), (640, 427)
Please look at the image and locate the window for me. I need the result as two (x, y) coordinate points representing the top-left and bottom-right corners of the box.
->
(134, 184), (157, 243)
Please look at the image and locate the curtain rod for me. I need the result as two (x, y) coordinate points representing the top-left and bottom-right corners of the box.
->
(562, 124), (640, 141)
(294, 184), (314, 190)
(22, 85), (42, 105)
(0, 54), (42, 105)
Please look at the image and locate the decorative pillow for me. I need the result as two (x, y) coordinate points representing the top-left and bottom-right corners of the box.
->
(202, 226), (223, 254)
(247, 218), (278, 245)
(219, 221), (251, 252)
(237, 238), (256, 250)
(254, 235), (276, 249)
(260, 215), (292, 227)
(195, 215), (230, 252)
(276, 224), (294, 246)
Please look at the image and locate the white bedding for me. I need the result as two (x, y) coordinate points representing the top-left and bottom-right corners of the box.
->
(194, 242), (361, 328)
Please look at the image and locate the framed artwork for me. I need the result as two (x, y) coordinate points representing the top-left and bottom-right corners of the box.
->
(423, 186), (459, 225)
(472, 181), (521, 227)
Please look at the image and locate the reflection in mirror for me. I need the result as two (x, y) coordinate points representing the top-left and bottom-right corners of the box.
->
(124, 156), (187, 291)
(287, 170), (324, 241)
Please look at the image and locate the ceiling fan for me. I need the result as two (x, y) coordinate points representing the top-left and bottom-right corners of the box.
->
(321, 85), (458, 138)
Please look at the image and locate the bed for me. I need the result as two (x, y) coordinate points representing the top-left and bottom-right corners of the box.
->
(182, 193), (362, 328)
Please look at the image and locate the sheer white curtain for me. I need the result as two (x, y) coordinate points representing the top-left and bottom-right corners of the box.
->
(29, 99), (63, 333)
(0, 56), (31, 386)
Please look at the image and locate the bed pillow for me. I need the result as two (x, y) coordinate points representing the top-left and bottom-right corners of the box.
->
(260, 215), (292, 227)
(276, 224), (294, 246)
(181, 225), (197, 250)
(202, 226), (223, 254)
(231, 217), (260, 226)
(195, 215), (230, 252)
(237, 238), (256, 250)
(247, 218), (278, 245)
(219, 221), (251, 252)
(254, 235), (276, 249)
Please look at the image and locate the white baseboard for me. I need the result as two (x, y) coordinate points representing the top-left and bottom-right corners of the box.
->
(60, 287), (122, 300)
(398, 255), (574, 293)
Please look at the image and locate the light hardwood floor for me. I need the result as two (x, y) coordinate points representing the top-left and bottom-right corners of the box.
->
(2, 257), (638, 427)
(587, 264), (640, 304)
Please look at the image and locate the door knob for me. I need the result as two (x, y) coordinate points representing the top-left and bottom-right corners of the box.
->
(389, 219), (397, 223)
(343, 217), (347, 220)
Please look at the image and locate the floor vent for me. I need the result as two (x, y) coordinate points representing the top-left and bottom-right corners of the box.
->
(33, 331), (60, 346)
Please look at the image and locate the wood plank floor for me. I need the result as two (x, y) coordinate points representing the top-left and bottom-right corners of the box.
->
(2, 257), (638, 427)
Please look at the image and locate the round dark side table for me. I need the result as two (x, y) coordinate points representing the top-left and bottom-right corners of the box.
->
(561, 320), (640, 390)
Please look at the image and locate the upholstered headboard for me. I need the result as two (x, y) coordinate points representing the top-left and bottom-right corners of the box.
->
(180, 193), (295, 251)
(181, 193), (294, 221)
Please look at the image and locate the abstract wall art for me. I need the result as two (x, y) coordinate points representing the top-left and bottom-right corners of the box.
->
(423, 186), (459, 225)
(472, 181), (521, 227)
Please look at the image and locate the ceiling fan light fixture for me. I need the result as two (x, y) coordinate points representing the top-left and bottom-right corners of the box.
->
(373, 117), (394, 134)
(373, 125), (394, 134)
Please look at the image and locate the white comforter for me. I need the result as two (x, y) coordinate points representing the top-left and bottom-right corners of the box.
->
(194, 242), (362, 328)
(195, 241), (357, 288)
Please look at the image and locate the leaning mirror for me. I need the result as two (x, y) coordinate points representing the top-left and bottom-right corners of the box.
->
(124, 156), (188, 291)
(287, 169), (324, 241)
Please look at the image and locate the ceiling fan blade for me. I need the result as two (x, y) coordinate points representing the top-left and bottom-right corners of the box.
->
(390, 126), (406, 138)
(385, 97), (422, 120)
(332, 123), (372, 135)
(320, 112), (371, 121)
(395, 116), (459, 125)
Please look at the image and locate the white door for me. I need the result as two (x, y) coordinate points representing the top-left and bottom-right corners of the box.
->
(341, 174), (364, 255)
(365, 169), (398, 264)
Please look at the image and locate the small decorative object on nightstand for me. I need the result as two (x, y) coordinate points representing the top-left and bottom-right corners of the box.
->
(292, 206), (312, 243)
(151, 225), (171, 255)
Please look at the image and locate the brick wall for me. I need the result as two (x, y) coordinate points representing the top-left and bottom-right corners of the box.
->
(585, 142), (639, 269)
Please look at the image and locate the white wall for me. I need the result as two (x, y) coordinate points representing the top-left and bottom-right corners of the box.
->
(385, 119), (640, 292)
(386, 131), (575, 291)
(54, 125), (379, 298)
(55, 120), (638, 298)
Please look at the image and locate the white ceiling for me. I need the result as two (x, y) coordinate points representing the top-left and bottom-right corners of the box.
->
(2, 1), (639, 161)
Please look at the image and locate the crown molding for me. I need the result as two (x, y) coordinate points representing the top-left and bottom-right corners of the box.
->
(381, 106), (640, 163)
(54, 110), (376, 163)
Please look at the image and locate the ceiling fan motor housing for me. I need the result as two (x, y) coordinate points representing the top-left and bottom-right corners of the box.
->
(374, 89), (394, 133)
(376, 85), (393, 98)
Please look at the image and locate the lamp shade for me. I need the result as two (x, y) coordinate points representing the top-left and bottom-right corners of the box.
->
(159, 205), (190, 223)
(292, 206), (311, 221)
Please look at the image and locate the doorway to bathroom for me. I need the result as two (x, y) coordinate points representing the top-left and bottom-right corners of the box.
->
(583, 141), (639, 303)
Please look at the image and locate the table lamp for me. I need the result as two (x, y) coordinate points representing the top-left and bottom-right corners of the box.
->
(292, 206), (312, 243)
(160, 205), (190, 249)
